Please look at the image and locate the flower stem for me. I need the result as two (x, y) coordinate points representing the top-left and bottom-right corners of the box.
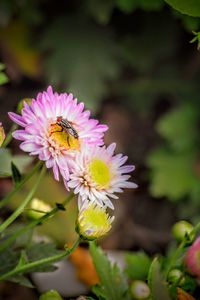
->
(2, 124), (18, 148)
(0, 236), (81, 281)
(0, 160), (43, 209)
(0, 164), (46, 234)
(0, 192), (74, 253)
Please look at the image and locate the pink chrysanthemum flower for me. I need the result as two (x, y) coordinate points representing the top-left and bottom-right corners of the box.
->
(68, 143), (137, 209)
(8, 86), (108, 185)
(185, 237), (200, 278)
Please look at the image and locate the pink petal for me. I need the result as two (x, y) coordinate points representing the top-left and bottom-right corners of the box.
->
(8, 112), (26, 127)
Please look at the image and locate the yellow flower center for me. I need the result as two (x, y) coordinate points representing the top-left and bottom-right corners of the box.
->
(49, 123), (80, 150)
(89, 159), (110, 188)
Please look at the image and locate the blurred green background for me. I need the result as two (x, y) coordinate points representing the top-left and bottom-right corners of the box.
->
(1, 0), (200, 253)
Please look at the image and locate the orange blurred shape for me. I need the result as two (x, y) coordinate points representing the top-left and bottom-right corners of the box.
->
(177, 288), (196, 300)
(70, 246), (99, 286)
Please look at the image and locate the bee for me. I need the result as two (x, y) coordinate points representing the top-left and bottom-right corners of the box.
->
(56, 116), (79, 139)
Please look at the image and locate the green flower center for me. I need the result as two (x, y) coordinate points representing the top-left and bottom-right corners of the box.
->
(89, 159), (110, 188)
(83, 206), (109, 227)
(77, 203), (113, 240)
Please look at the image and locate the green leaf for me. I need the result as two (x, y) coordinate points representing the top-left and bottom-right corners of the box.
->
(148, 257), (171, 300)
(10, 275), (34, 288)
(0, 72), (8, 85)
(89, 242), (130, 300)
(41, 16), (120, 111)
(147, 148), (198, 200)
(0, 247), (20, 276)
(165, 0), (200, 17)
(39, 290), (63, 300)
(0, 63), (5, 71)
(125, 251), (151, 280)
(156, 105), (199, 152)
(16, 250), (28, 269)
(11, 162), (22, 185)
(26, 242), (63, 272)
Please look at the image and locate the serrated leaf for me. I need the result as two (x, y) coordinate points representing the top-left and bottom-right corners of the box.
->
(156, 105), (199, 152)
(41, 16), (120, 111)
(148, 257), (171, 300)
(10, 275), (34, 288)
(26, 242), (62, 272)
(16, 250), (28, 269)
(147, 148), (198, 201)
(39, 290), (63, 300)
(125, 251), (151, 280)
(165, 0), (200, 17)
(0, 247), (20, 276)
(89, 242), (130, 300)
(11, 162), (22, 185)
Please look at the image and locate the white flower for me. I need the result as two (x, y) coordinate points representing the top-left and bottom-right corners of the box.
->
(68, 143), (137, 209)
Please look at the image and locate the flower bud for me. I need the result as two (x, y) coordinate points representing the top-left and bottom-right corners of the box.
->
(39, 290), (63, 300)
(130, 280), (150, 300)
(0, 122), (5, 147)
(27, 198), (52, 219)
(172, 220), (194, 242)
(168, 269), (185, 285)
(76, 202), (114, 241)
(185, 237), (200, 278)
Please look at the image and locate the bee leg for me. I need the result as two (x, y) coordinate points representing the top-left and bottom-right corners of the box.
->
(67, 136), (71, 147)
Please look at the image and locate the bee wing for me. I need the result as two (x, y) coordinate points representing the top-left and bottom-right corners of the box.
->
(60, 119), (72, 129)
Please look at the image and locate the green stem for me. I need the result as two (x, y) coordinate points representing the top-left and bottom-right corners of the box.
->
(0, 160), (43, 209)
(165, 241), (185, 277)
(0, 164), (46, 234)
(0, 236), (81, 281)
(2, 124), (18, 148)
(0, 192), (74, 253)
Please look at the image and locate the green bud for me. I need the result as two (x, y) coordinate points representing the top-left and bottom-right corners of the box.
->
(27, 198), (52, 220)
(39, 290), (63, 300)
(168, 269), (185, 285)
(130, 280), (150, 300)
(172, 221), (194, 242)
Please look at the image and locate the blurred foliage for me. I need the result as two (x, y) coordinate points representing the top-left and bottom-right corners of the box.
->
(147, 103), (200, 221)
(165, 0), (200, 17)
(0, 63), (8, 85)
(0, 21), (41, 78)
(125, 251), (151, 280)
(148, 257), (171, 300)
(0, 148), (32, 177)
(40, 16), (120, 111)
